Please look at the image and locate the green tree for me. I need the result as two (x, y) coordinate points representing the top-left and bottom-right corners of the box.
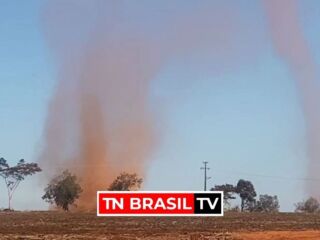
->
(0, 158), (41, 210)
(236, 179), (256, 212)
(211, 184), (236, 206)
(42, 170), (82, 211)
(295, 197), (320, 213)
(108, 172), (142, 191)
(254, 194), (280, 213)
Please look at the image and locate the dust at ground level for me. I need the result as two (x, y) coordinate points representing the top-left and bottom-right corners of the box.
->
(1, 212), (320, 239)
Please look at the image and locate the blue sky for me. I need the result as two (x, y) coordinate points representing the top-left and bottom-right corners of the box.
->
(1, 0), (320, 211)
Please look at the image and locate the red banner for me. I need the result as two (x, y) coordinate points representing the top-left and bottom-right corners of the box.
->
(97, 191), (223, 216)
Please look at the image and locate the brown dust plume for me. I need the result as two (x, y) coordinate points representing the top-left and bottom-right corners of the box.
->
(264, 0), (320, 196)
(39, 0), (262, 209)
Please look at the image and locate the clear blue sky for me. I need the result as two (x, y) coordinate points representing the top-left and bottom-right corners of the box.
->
(1, 0), (320, 211)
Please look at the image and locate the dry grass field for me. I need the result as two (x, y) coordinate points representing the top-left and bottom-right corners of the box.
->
(0, 211), (320, 239)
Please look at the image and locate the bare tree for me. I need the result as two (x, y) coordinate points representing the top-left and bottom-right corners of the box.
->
(0, 158), (41, 209)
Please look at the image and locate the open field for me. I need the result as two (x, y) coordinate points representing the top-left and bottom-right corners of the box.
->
(1, 211), (320, 239)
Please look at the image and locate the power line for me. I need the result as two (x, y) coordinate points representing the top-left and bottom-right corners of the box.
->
(42, 161), (320, 183)
(200, 161), (211, 191)
(213, 169), (320, 182)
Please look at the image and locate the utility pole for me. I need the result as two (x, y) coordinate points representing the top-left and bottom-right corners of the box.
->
(200, 161), (210, 191)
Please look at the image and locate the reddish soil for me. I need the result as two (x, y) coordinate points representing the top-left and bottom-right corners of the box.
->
(0, 211), (320, 239)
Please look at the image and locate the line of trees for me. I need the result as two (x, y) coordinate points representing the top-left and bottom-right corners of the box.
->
(42, 171), (142, 211)
(0, 156), (143, 211)
(211, 179), (320, 213)
(1, 157), (320, 213)
(212, 179), (280, 213)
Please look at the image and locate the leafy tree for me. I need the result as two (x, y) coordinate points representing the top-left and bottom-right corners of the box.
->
(211, 184), (236, 206)
(108, 172), (142, 191)
(295, 197), (320, 213)
(236, 179), (256, 212)
(42, 170), (82, 211)
(254, 194), (280, 213)
(0, 158), (41, 209)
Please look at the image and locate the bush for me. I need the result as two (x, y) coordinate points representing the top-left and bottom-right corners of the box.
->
(108, 172), (142, 191)
(254, 194), (280, 213)
(295, 197), (320, 213)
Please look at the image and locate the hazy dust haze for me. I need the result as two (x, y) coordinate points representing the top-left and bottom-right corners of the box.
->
(264, 0), (320, 196)
(39, 0), (263, 209)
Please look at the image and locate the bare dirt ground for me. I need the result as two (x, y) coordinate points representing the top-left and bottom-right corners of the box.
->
(0, 211), (320, 239)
